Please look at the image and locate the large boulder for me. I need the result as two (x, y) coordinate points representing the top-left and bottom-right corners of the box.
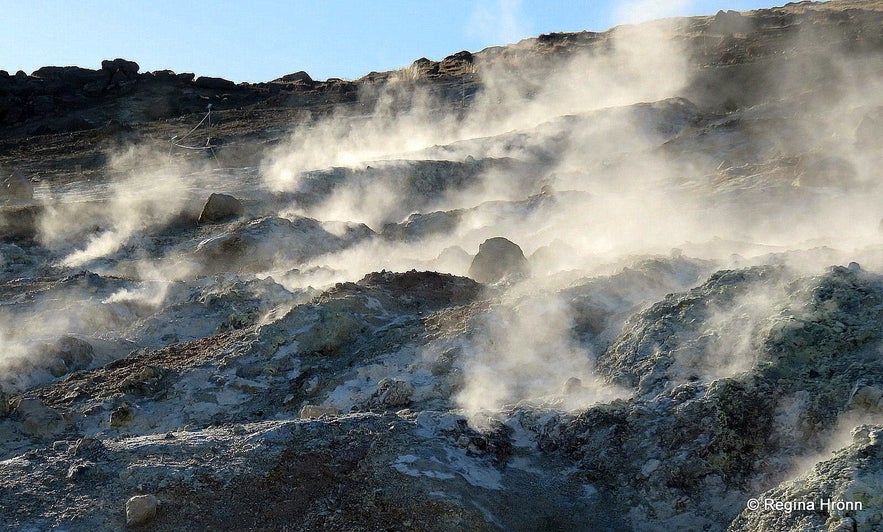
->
(198, 193), (244, 224)
(100, 58), (139, 75)
(194, 76), (236, 90)
(468, 237), (529, 283)
(274, 71), (314, 85)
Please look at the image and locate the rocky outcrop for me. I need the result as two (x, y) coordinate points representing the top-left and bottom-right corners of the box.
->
(193, 215), (355, 274)
(101, 58), (140, 76)
(382, 210), (462, 241)
(710, 9), (751, 34)
(273, 70), (314, 86)
(5, 260), (883, 530)
(1, 2), (883, 530)
(194, 76), (237, 90)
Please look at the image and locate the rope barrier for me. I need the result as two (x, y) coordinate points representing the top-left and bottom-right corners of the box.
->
(168, 105), (221, 168)
(175, 109), (211, 143)
(172, 141), (220, 150)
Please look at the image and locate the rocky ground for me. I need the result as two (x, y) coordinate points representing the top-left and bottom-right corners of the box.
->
(2, 1), (883, 530)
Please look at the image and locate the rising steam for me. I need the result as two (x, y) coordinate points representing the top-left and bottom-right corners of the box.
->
(3, 6), (883, 420)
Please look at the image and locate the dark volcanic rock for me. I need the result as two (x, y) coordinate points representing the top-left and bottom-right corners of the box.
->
(273, 71), (314, 85)
(2, 4), (883, 531)
(439, 50), (475, 76)
(198, 193), (244, 224)
(44, 335), (94, 376)
(468, 237), (529, 283)
(100, 58), (139, 75)
(0, 205), (40, 240)
(31, 66), (104, 84)
(710, 9), (751, 34)
(194, 76), (237, 90)
(410, 57), (440, 78)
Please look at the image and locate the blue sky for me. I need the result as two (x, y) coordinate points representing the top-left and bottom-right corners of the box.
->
(1, 1), (783, 82)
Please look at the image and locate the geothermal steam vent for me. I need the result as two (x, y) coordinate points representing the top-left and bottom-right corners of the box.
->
(1, 2), (883, 530)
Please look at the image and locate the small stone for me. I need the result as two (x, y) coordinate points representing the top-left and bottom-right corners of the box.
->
(102, 58), (140, 74)
(429, 348), (459, 376)
(274, 71), (314, 84)
(111, 402), (135, 428)
(302, 376), (320, 394)
(851, 425), (872, 445)
(125, 494), (158, 527)
(138, 366), (163, 382)
(374, 378), (415, 408)
(830, 517), (855, 532)
(16, 398), (66, 438)
(640, 459), (661, 478)
(66, 462), (90, 480)
(300, 404), (338, 419)
(69, 436), (104, 456)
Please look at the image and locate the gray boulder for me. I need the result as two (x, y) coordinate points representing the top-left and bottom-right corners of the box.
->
(198, 193), (244, 224)
(371, 378), (415, 408)
(125, 494), (158, 527)
(468, 237), (529, 283)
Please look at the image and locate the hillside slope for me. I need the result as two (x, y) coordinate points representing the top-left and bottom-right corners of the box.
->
(1, 2), (883, 530)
